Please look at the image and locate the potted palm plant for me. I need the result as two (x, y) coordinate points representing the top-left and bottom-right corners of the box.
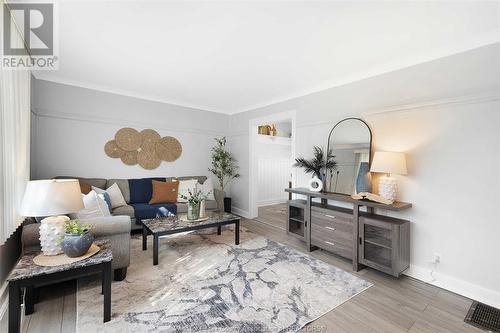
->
(294, 146), (337, 191)
(208, 137), (240, 212)
(61, 220), (94, 257)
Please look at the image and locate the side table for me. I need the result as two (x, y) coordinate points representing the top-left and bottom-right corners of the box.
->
(7, 240), (113, 333)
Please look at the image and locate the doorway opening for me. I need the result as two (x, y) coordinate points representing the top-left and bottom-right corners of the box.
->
(248, 111), (296, 228)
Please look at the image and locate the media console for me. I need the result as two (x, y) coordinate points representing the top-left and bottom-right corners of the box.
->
(286, 188), (412, 277)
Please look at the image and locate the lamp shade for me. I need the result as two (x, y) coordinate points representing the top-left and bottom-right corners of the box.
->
(20, 179), (84, 217)
(370, 151), (407, 175)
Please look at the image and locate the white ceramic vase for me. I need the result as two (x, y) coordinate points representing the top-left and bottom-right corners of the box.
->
(200, 200), (206, 218)
(308, 176), (323, 192)
(39, 215), (69, 255)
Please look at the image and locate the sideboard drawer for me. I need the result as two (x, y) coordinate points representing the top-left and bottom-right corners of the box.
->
(311, 220), (353, 245)
(311, 205), (353, 221)
(311, 234), (352, 259)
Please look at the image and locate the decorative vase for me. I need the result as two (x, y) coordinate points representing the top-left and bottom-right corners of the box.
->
(356, 162), (372, 193)
(187, 202), (201, 220)
(308, 176), (323, 192)
(39, 215), (69, 256)
(199, 200), (206, 218)
(61, 231), (94, 258)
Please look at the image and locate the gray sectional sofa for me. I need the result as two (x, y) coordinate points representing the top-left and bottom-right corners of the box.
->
(56, 175), (224, 230)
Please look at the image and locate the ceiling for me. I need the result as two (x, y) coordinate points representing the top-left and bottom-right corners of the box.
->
(34, 1), (500, 114)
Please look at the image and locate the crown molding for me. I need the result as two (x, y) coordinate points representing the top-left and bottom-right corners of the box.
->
(31, 107), (228, 137)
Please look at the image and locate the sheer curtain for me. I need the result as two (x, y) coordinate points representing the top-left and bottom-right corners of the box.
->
(0, 28), (31, 245)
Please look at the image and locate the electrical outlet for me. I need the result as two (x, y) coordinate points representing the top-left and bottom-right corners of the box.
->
(433, 253), (441, 264)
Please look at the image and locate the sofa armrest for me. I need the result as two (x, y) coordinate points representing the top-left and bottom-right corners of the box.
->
(214, 188), (225, 212)
(82, 216), (131, 237)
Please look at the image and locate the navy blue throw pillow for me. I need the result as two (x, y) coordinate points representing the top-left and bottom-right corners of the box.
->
(128, 178), (166, 203)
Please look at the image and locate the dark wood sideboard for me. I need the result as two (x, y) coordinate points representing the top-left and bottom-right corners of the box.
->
(286, 188), (412, 277)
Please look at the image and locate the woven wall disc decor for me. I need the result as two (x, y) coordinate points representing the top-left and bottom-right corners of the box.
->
(138, 149), (161, 170)
(121, 150), (138, 165)
(106, 128), (182, 169)
(156, 136), (182, 162)
(115, 128), (142, 151)
(104, 140), (125, 158)
(140, 129), (161, 152)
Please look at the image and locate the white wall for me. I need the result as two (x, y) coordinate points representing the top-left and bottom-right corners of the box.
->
(227, 43), (500, 307)
(256, 139), (291, 206)
(31, 80), (230, 180)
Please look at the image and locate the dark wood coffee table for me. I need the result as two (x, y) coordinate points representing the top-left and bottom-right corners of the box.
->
(7, 240), (112, 333)
(142, 211), (240, 265)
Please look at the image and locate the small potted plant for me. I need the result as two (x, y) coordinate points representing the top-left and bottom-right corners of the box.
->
(61, 220), (94, 257)
(294, 146), (337, 191)
(181, 187), (205, 220)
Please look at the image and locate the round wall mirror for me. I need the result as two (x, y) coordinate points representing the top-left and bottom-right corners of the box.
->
(325, 118), (372, 195)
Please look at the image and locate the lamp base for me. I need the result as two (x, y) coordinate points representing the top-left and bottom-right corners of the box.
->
(378, 175), (397, 202)
(39, 216), (69, 256)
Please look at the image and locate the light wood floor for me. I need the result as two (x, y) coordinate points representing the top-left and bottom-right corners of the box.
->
(7, 206), (480, 333)
(255, 203), (287, 230)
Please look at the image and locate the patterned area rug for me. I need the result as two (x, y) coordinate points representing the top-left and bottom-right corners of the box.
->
(77, 228), (371, 332)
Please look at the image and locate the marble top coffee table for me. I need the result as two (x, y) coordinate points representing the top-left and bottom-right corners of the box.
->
(142, 211), (240, 265)
(7, 240), (113, 333)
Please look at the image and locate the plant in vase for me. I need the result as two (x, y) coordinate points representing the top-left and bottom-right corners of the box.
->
(294, 146), (337, 191)
(61, 220), (94, 258)
(181, 187), (207, 220)
(208, 137), (240, 212)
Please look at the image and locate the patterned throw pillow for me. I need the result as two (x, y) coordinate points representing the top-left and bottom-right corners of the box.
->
(198, 178), (215, 200)
(176, 179), (198, 203)
(149, 180), (179, 204)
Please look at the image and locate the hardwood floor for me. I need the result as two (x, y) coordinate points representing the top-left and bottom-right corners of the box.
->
(10, 206), (480, 333)
(255, 203), (287, 230)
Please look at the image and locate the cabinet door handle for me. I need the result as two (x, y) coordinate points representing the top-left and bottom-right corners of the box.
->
(325, 241), (335, 246)
(325, 226), (335, 231)
(324, 214), (336, 219)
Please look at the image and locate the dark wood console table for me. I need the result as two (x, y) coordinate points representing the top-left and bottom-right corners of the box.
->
(286, 188), (412, 277)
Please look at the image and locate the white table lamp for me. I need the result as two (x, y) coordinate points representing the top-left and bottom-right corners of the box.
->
(370, 152), (407, 202)
(20, 179), (84, 255)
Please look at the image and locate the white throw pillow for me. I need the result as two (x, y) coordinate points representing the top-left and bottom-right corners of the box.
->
(176, 179), (198, 203)
(75, 190), (111, 219)
(92, 183), (127, 209)
(198, 178), (215, 200)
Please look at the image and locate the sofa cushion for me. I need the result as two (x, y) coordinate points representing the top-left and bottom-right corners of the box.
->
(128, 178), (166, 204)
(106, 179), (130, 203)
(112, 204), (135, 219)
(149, 180), (179, 204)
(131, 203), (177, 220)
(74, 190), (111, 219)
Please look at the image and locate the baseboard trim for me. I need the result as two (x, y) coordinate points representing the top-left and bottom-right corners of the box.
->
(231, 206), (251, 219)
(404, 264), (500, 309)
(257, 199), (287, 207)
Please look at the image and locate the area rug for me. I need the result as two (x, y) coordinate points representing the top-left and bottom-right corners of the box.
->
(76, 228), (371, 332)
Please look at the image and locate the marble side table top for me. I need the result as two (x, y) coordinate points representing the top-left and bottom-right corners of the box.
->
(7, 239), (112, 282)
(142, 211), (240, 234)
